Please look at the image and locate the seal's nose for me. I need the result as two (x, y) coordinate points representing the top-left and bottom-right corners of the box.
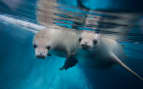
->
(36, 55), (46, 59)
(81, 44), (89, 49)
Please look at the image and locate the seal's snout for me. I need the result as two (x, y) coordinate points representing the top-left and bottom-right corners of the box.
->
(81, 44), (90, 49)
(36, 55), (46, 59)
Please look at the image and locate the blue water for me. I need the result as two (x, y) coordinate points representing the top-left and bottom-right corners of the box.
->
(0, 0), (143, 89)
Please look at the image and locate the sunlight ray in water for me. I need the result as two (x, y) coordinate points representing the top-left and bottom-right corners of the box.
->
(0, 14), (45, 33)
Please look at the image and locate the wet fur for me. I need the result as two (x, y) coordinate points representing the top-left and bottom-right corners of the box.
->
(33, 28), (80, 69)
(78, 32), (143, 80)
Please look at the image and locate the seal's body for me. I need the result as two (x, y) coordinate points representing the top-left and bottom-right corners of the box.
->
(78, 34), (124, 68)
(78, 31), (143, 80)
(33, 28), (80, 70)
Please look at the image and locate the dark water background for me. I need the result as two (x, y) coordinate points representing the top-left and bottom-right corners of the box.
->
(0, 0), (143, 89)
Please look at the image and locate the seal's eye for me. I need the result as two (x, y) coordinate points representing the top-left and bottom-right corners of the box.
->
(93, 40), (97, 44)
(33, 44), (37, 48)
(79, 38), (82, 42)
(46, 46), (51, 50)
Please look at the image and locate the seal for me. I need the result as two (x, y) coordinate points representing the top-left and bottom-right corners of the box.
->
(33, 28), (80, 70)
(77, 31), (143, 80)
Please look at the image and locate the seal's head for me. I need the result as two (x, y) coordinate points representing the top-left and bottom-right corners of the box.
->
(33, 30), (52, 59)
(79, 31), (98, 50)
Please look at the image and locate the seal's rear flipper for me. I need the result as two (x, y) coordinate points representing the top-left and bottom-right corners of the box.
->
(60, 56), (78, 70)
(110, 52), (143, 80)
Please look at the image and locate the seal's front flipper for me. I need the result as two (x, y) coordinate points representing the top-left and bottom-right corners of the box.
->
(60, 56), (78, 70)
